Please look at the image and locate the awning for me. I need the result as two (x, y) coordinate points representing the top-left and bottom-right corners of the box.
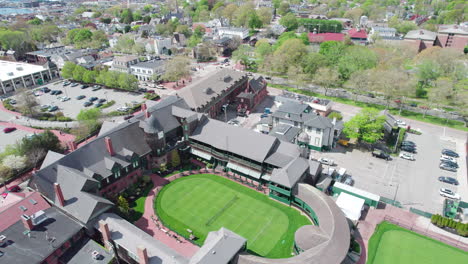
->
(227, 162), (262, 179)
(261, 175), (271, 181)
(191, 148), (212, 161)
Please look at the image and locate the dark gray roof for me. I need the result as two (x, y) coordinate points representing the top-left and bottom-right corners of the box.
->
(95, 213), (189, 264)
(270, 157), (309, 188)
(63, 239), (113, 264)
(249, 77), (266, 93)
(304, 115), (334, 129)
(177, 69), (247, 111)
(276, 101), (311, 116)
(190, 118), (278, 163)
(189, 227), (246, 264)
(294, 225), (329, 250)
(0, 207), (83, 263)
(40, 151), (64, 170)
(308, 160), (322, 176)
(269, 124), (301, 143)
(273, 101), (333, 129)
(139, 96), (189, 134)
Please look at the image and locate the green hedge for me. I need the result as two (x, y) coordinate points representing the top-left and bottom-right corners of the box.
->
(431, 214), (468, 237)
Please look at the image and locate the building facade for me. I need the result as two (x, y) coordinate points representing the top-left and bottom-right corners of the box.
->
(0, 60), (59, 94)
(111, 55), (139, 73)
(130, 60), (165, 81)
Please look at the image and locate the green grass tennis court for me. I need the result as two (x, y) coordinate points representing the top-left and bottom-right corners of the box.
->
(367, 221), (468, 264)
(155, 174), (312, 258)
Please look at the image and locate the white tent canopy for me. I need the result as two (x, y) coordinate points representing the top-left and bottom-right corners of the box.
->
(335, 192), (365, 221)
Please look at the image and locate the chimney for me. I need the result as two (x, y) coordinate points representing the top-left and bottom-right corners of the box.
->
(99, 220), (112, 250)
(54, 183), (65, 206)
(21, 214), (34, 230)
(137, 246), (149, 264)
(141, 103), (147, 111)
(144, 110), (151, 119)
(104, 137), (115, 156)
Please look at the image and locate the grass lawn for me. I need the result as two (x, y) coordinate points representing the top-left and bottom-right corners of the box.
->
(127, 182), (154, 223)
(367, 221), (468, 264)
(155, 174), (312, 258)
(269, 84), (467, 132)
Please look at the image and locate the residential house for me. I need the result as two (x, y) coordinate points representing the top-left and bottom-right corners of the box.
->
(404, 29), (437, 53)
(276, 91), (333, 116)
(111, 55), (139, 73)
(217, 27), (250, 40)
(130, 60), (165, 81)
(348, 28), (368, 45)
(25, 45), (67, 63)
(369, 26), (397, 39)
(154, 37), (173, 55)
(236, 76), (269, 115)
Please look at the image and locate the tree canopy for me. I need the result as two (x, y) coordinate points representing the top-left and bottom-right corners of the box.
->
(343, 108), (386, 143)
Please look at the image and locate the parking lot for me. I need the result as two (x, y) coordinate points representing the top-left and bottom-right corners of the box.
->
(13, 81), (146, 118)
(0, 124), (30, 151)
(313, 129), (464, 214)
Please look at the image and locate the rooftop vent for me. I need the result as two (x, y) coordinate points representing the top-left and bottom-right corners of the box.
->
(203, 87), (213, 94)
(223, 75), (231, 82)
(29, 199), (37, 205)
(0, 235), (6, 246)
(31, 210), (48, 226)
(16, 66), (23, 71)
(19, 205), (27, 212)
(7, 72), (13, 76)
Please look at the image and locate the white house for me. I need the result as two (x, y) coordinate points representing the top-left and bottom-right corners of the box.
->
(217, 27), (249, 40)
(129, 60), (165, 81)
(370, 26), (397, 39)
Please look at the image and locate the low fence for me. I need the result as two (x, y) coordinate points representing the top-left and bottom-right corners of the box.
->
(409, 207), (433, 219)
(379, 197), (402, 208)
(384, 215), (468, 252)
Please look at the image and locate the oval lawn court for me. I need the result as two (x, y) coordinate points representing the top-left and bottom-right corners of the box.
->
(155, 174), (312, 258)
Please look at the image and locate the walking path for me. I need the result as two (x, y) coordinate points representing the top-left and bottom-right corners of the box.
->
(0, 121), (76, 144)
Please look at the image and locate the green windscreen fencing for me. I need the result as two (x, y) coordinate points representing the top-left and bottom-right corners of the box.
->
(409, 207), (433, 218)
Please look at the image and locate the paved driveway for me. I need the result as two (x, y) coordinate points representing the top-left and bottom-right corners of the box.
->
(0, 124), (30, 151)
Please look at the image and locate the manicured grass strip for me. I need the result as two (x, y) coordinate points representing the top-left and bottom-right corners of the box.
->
(367, 221), (468, 264)
(128, 182), (154, 223)
(155, 174), (312, 258)
(269, 84), (467, 132)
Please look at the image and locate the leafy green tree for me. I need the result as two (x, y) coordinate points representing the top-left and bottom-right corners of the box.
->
(133, 11), (143, 21)
(337, 46), (378, 80)
(255, 39), (273, 60)
(278, 2), (290, 16)
(248, 12), (263, 30)
(343, 108), (386, 143)
(300, 52), (328, 77)
(117, 195), (130, 215)
(118, 73), (138, 91)
(61, 62), (76, 79)
(83, 70), (98, 83)
(314, 67), (340, 96)
(417, 60), (442, 88)
(100, 17), (112, 24)
(104, 71), (121, 88)
(222, 4), (238, 24)
(120, 8), (134, 24)
(72, 65), (86, 82)
(232, 44), (255, 68)
(171, 150), (181, 168)
(16, 88), (38, 117)
(271, 38), (307, 74)
(257, 7), (273, 25)
(279, 13), (298, 31)
(319, 41), (346, 65)
(233, 3), (255, 27)
(91, 30), (108, 48)
(143, 4), (153, 13)
(162, 56), (190, 82)
(28, 18), (42, 25)
(328, 112), (343, 120)
(2, 155), (27, 172)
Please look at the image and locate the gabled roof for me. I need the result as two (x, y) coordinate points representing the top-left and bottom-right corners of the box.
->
(40, 151), (64, 170)
(189, 227), (246, 264)
(304, 115), (334, 129)
(139, 96), (188, 134)
(270, 157), (309, 188)
(308, 33), (344, 43)
(249, 76), (266, 93)
(348, 28), (368, 39)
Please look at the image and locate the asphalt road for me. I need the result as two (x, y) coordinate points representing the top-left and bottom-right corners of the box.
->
(0, 124), (30, 152)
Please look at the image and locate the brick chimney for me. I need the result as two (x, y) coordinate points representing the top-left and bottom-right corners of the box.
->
(99, 220), (112, 250)
(104, 137), (115, 156)
(141, 103), (147, 111)
(21, 214), (34, 230)
(54, 182), (65, 206)
(137, 246), (149, 264)
(144, 110), (151, 119)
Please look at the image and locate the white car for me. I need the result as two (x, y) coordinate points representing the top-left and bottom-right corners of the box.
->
(399, 153), (415, 161)
(318, 158), (334, 166)
(40, 104), (51, 110)
(439, 188), (460, 200)
(440, 155), (457, 163)
(396, 120), (406, 127)
(117, 106), (130, 112)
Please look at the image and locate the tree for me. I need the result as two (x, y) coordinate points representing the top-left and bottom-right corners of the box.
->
(337, 46), (378, 80)
(233, 3), (256, 27)
(222, 4), (238, 24)
(343, 8), (364, 24)
(428, 77), (455, 110)
(118, 73), (138, 91)
(279, 13), (298, 31)
(162, 56), (190, 82)
(255, 39), (273, 60)
(278, 2), (290, 16)
(90, 30), (108, 49)
(28, 18), (43, 25)
(117, 195), (130, 215)
(16, 88), (38, 117)
(328, 112), (343, 121)
(72, 65), (86, 82)
(271, 38), (307, 74)
(120, 8), (134, 24)
(319, 41), (346, 65)
(61, 62), (76, 79)
(343, 108), (386, 143)
(346, 70), (371, 100)
(2, 155), (27, 171)
(232, 44), (255, 68)
(313, 67), (340, 96)
(417, 60), (442, 88)
(77, 108), (102, 134)
(248, 12), (263, 30)
(100, 17), (112, 24)
(257, 7), (273, 25)
(83, 70), (98, 84)
(171, 150), (181, 168)
(287, 65), (308, 88)
(300, 52), (328, 77)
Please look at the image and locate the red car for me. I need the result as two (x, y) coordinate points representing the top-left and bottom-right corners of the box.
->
(1, 185), (21, 198)
(123, 115), (134, 120)
(3, 127), (16, 133)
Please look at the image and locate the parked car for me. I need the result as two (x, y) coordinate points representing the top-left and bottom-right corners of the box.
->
(399, 153), (415, 161)
(40, 87), (50, 93)
(372, 150), (391, 161)
(76, 95), (86, 100)
(439, 188), (460, 200)
(9, 99), (16, 105)
(438, 177), (459, 186)
(138, 88), (148, 93)
(318, 158), (335, 166)
(83, 101), (93, 107)
(440, 155), (457, 163)
(265, 76), (272, 80)
(441, 161), (458, 168)
(60, 96), (70, 102)
(63, 81), (71, 86)
(146, 89), (155, 94)
(401, 145), (417, 153)
(123, 115), (134, 120)
(402, 140), (416, 146)
(3, 127), (16, 133)
(343, 175), (354, 186)
(89, 97), (98, 102)
(50, 90), (62, 95)
(117, 106), (130, 112)
(8, 185), (21, 192)
(98, 98), (106, 103)
(396, 120), (406, 127)
(260, 113), (269, 118)
(40, 104), (50, 110)
(227, 119), (240, 126)
(48, 106), (58, 112)
(80, 85), (89, 89)
(439, 163), (457, 172)
(95, 103), (103, 108)
(441, 149), (459, 158)
(70, 83), (79, 87)
(92, 85), (101, 91)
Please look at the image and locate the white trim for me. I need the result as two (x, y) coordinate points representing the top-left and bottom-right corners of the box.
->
(191, 148), (212, 161)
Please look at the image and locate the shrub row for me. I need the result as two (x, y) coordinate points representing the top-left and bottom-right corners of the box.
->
(431, 214), (468, 237)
